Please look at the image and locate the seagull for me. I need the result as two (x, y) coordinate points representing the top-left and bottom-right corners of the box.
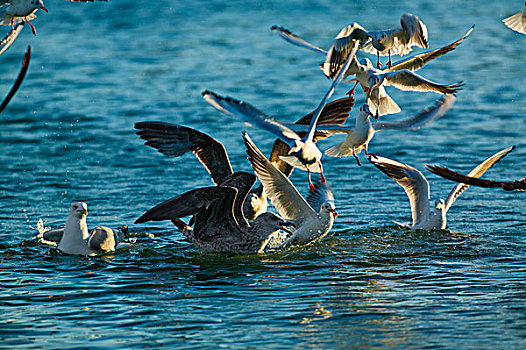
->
(135, 97), (353, 221)
(0, 44), (30, 114)
(502, 2), (526, 35)
(0, 0), (48, 36)
(369, 146), (515, 230)
(243, 132), (337, 247)
(57, 202), (129, 255)
(425, 148), (526, 192)
(329, 14), (429, 70)
(273, 25), (472, 115)
(289, 94), (456, 166)
(134, 172), (295, 254)
(203, 40), (359, 193)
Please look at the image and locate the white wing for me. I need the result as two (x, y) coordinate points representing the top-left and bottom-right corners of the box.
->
(370, 156), (430, 227)
(502, 9), (526, 35)
(383, 70), (463, 94)
(203, 90), (300, 148)
(271, 25), (327, 54)
(443, 146), (515, 212)
(306, 180), (335, 212)
(243, 132), (316, 224)
(373, 94), (456, 131)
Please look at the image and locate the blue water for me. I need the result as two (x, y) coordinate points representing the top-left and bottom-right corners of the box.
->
(1, 0), (525, 348)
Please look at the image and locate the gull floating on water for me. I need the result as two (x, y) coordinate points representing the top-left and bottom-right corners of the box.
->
(369, 146), (515, 230)
(57, 202), (128, 255)
(289, 94), (456, 166)
(135, 97), (353, 221)
(502, 2), (526, 35)
(244, 133), (337, 247)
(135, 172), (295, 254)
(202, 41), (359, 193)
(0, 44), (30, 115)
(426, 148), (526, 192)
(273, 25), (472, 116)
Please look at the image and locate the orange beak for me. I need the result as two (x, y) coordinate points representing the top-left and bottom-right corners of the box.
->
(39, 6), (48, 13)
(330, 209), (338, 219)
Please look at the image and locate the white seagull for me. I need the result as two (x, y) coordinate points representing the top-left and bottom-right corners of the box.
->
(0, 0), (47, 36)
(502, 2), (526, 35)
(134, 172), (295, 254)
(202, 39), (360, 193)
(369, 146), (515, 230)
(289, 94), (456, 166)
(243, 132), (337, 247)
(57, 202), (128, 255)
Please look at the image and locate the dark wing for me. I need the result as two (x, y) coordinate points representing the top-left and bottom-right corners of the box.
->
(270, 25), (327, 54)
(218, 172), (257, 230)
(270, 96), (355, 176)
(134, 186), (228, 224)
(442, 146), (516, 212)
(0, 45), (30, 115)
(322, 28), (370, 79)
(426, 165), (526, 192)
(135, 122), (233, 186)
(386, 25), (474, 73)
(0, 22), (24, 56)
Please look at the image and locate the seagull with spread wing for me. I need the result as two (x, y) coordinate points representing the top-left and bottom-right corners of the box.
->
(502, 2), (526, 35)
(135, 172), (295, 254)
(203, 40), (360, 193)
(369, 146), (515, 230)
(243, 133), (337, 247)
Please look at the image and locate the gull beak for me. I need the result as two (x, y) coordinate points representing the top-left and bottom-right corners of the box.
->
(82, 209), (88, 216)
(280, 221), (296, 234)
(330, 209), (338, 219)
(39, 6), (48, 13)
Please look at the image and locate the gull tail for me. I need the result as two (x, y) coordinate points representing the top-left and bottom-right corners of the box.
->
(325, 141), (356, 157)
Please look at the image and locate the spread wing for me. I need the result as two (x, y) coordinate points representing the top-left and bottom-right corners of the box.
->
(373, 94), (456, 131)
(270, 96), (354, 176)
(383, 70), (463, 94)
(0, 44), (30, 115)
(502, 8), (526, 35)
(243, 132), (315, 224)
(441, 146), (516, 212)
(0, 22), (24, 57)
(218, 172), (257, 231)
(135, 121), (233, 186)
(270, 25), (327, 54)
(370, 156), (430, 227)
(134, 186), (229, 224)
(386, 25), (474, 73)
(202, 90), (300, 148)
(426, 165), (526, 192)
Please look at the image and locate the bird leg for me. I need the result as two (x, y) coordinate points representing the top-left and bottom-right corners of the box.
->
(387, 50), (392, 69)
(376, 51), (381, 69)
(10, 18), (14, 31)
(353, 147), (362, 166)
(318, 161), (326, 184)
(307, 168), (315, 193)
(346, 81), (359, 97)
(364, 145), (377, 159)
(24, 17), (37, 36)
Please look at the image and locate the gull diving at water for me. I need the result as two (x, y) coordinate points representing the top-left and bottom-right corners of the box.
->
(203, 40), (359, 193)
(502, 2), (526, 35)
(369, 146), (515, 230)
(244, 132), (337, 247)
(57, 202), (129, 255)
(135, 97), (353, 221)
(135, 172), (295, 254)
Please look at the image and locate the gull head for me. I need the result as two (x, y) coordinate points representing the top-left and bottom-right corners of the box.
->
(434, 199), (445, 211)
(360, 57), (374, 70)
(31, 0), (48, 12)
(69, 201), (88, 219)
(358, 103), (375, 120)
(320, 202), (338, 219)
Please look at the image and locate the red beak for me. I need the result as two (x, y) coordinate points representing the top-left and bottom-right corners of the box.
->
(39, 6), (49, 13)
(330, 209), (338, 219)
